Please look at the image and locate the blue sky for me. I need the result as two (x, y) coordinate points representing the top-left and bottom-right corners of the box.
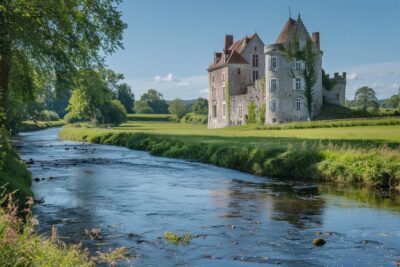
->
(106, 0), (400, 100)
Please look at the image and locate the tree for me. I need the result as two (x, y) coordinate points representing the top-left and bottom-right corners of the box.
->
(353, 87), (379, 110)
(134, 100), (153, 114)
(192, 98), (208, 115)
(0, 1), (126, 129)
(115, 83), (135, 113)
(140, 89), (169, 114)
(169, 99), (187, 119)
(284, 35), (319, 120)
(100, 100), (127, 125)
(385, 94), (400, 109)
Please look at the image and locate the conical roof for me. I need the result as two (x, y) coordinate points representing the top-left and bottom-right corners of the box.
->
(275, 18), (296, 44)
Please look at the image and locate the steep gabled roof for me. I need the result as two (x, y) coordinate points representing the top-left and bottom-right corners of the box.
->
(229, 34), (257, 53)
(226, 50), (248, 64)
(276, 18), (296, 44)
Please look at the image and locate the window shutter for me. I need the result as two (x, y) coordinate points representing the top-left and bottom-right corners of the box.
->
(277, 79), (280, 91)
(301, 78), (305, 90)
(301, 61), (305, 70)
(276, 57), (279, 70)
(276, 99), (280, 111)
(269, 79), (272, 92)
(292, 78), (296, 90)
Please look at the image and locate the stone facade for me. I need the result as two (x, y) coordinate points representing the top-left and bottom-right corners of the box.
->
(207, 15), (346, 128)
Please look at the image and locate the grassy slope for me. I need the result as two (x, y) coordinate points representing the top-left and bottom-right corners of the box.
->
(61, 117), (400, 190)
(20, 120), (65, 132)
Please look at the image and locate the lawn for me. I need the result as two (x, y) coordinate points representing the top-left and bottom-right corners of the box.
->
(61, 116), (400, 190)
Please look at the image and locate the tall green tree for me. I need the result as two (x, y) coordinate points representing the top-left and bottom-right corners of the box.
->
(353, 87), (379, 110)
(115, 83), (135, 113)
(284, 35), (319, 120)
(384, 93), (400, 109)
(0, 0), (126, 129)
(169, 99), (187, 119)
(192, 98), (208, 115)
(140, 89), (169, 114)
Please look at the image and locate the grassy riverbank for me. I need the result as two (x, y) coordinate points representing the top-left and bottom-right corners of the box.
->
(20, 120), (65, 132)
(60, 117), (400, 190)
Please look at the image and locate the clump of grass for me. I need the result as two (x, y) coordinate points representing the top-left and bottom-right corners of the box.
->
(94, 247), (131, 267)
(164, 231), (193, 244)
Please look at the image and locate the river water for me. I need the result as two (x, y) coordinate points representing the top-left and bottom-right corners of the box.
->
(16, 127), (400, 266)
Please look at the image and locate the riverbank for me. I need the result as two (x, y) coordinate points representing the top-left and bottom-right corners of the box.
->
(60, 119), (400, 191)
(20, 120), (65, 132)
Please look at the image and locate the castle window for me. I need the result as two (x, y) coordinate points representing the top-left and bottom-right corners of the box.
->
(212, 75), (215, 83)
(252, 55), (259, 67)
(336, 94), (340, 101)
(222, 86), (226, 100)
(296, 98), (301, 110)
(296, 78), (302, 90)
(238, 105), (243, 119)
(222, 102), (226, 117)
(237, 68), (241, 75)
(253, 71), (258, 82)
(270, 78), (278, 92)
(270, 56), (277, 70)
(272, 118), (277, 123)
(269, 99), (279, 111)
(295, 59), (302, 71)
(254, 46), (257, 51)
(222, 73), (225, 82)
(212, 102), (217, 118)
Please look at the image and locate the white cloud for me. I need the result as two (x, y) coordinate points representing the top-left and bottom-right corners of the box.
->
(343, 61), (400, 99)
(124, 75), (208, 100)
(153, 73), (179, 83)
(347, 73), (358, 80)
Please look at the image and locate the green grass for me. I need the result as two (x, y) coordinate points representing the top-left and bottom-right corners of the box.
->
(60, 117), (400, 190)
(164, 231), (193, 244)
(20, 120), (65, 132)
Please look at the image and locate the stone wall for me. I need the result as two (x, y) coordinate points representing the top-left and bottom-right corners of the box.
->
(323, 72), (346, 106)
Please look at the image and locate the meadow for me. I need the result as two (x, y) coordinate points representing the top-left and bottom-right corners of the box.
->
(60, 115), (400, 190)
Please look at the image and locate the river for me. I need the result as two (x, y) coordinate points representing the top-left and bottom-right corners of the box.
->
(16, 127), (400, 266)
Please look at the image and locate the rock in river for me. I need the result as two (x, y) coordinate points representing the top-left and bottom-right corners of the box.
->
(312, 238), (326, 246)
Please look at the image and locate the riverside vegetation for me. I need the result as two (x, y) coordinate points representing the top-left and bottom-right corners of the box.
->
(60, 115), (400, 191)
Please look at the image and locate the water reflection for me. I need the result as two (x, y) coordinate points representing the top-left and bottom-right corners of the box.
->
(16, 128), (400, 267)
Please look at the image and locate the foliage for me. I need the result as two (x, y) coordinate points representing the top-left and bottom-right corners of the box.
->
(60, 123), (400, 190)
(115, 83), (135, 113)
(134, 100), (154, 114)
(180, 113), (208, 124)
(94, 247), (131, 266)
(247, 101), (257, 123)
(284, 35), (319, 119)
(164, 232), (193, 244)
(20, 120), (65, 132)
(192, 98), (208, 115)
(37, 110), (60, 122)
(353, 87), (379, 110)
(256, 103), (266, 124)
(140, 89), (169, 114)
(0, 0), (126, 129)
(383, 94), (400, 109)
(169, 99), (188, 119)
(127, 114), (174, 122)
(66, 70), (111, 125)
(321, 69), (335, 91)
(100, 100), (127, 125)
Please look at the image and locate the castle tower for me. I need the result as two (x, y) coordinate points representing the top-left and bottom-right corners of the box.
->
(264, 16), (323, 124)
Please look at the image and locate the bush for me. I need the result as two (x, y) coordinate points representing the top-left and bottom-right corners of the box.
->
(101, 100), (127, 125)
(64, 112), (86, 123)
(134, 100), (154, 114)
(135, 106), (154, 114)
(180, 113), (208, 124)
(37, 110), (60, 121)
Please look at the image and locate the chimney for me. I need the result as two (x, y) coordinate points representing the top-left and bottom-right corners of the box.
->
(312, 32), (320, 50)
(224, 35), (233, 51)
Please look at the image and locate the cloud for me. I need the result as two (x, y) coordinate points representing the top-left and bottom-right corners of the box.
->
(347, 73), (358, 80)
(124, 75), (208, 100)
(343, 61), (400, 99)
(153, 73), (179, 83)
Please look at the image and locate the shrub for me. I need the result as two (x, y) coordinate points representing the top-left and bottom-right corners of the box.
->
(37, 110), (60, 121)
(101, 100), (127, 125)
(180, 113), (208, 124)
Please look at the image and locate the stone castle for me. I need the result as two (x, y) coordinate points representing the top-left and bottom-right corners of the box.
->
(207, 15), (346, 128)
